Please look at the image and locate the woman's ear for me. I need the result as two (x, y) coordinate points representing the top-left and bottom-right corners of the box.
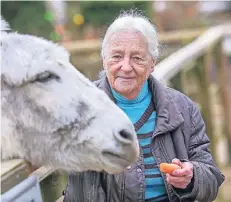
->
(150, 59), (156, 72)
(103, 58), (107, 70)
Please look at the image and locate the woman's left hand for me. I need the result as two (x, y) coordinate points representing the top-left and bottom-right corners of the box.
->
(166, 158), (194, 189)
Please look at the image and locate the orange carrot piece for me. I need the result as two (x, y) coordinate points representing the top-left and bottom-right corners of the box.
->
(160, 163), (181, 174)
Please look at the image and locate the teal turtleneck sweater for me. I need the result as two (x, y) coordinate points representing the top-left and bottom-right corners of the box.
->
(110, 81), (168, 201)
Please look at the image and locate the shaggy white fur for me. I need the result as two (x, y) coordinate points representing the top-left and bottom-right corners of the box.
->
(0, 17), (139, 174)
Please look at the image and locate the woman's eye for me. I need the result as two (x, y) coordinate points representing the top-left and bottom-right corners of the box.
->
(112, 55), (122, 59)
(36, 72), (60, 83)
(134, 57), (142, 61)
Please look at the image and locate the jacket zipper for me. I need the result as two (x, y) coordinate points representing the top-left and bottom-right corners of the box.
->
(151, 136), (172, 202)
(160, 136), (183, 202)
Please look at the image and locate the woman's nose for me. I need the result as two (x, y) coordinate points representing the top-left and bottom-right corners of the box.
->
(121, 57), (132, 71)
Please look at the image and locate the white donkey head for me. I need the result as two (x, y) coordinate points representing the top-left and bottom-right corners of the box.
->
(0, 17), (139, 174)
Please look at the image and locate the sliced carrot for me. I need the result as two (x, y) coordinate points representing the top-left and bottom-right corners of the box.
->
(160, 163), (181, 174)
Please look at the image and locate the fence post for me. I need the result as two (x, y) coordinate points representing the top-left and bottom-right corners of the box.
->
(193, 52), (216, 161)
(215, 40), (231, 163)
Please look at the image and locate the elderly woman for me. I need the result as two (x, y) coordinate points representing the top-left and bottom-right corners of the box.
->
(64, 11), (224, 202)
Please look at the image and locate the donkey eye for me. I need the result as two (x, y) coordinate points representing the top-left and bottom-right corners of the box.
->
(36, 71), (60, 83)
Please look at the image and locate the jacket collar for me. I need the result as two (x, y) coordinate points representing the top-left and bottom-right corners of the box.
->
(95, 75), (184, 136)
(147, 75), (184, 136)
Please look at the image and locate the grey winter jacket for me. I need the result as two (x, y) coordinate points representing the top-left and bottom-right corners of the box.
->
(64, 75), (225, 202)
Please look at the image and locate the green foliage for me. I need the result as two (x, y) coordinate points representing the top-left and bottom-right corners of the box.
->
(1, 1), (150, 40)
(1, 1), (53, 40)
(79, 1), (149, 27)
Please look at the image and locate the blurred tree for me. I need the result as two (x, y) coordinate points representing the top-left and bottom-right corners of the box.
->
(79, 1), (149, 27)
(1, 1), (53, 40)
(1, 1), (151, 41)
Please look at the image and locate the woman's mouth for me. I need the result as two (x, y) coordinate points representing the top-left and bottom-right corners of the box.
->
(118, 77), (134, 80)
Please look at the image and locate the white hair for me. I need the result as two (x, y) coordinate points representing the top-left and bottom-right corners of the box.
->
(101, 10), (159, 60)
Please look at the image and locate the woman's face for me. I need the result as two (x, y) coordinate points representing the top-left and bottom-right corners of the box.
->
(103, 31), (155, 100)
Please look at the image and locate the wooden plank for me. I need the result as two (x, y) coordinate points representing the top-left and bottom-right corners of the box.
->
(1, 159), (25, 176)
(216, 41), (231, 160)
(158, 28), (206, 43)
(31, 166), (55, 182)
(1, 162), (67, 201)
(30, 167), (67, 201)
(194, 53), (216, 159)
(38, 171), (67, 202)
(61, 28), (207, 54)
(62, 39), (101, 53)
(1, 159), (30, 194)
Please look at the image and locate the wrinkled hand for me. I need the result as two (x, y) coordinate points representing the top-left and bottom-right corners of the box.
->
(166, 158), (193, 189)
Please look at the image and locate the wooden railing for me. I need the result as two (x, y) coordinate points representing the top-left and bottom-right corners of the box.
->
(1, 25), (231, 202)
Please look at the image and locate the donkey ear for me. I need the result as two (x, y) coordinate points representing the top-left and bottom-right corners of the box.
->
(1, 15), (11, 33)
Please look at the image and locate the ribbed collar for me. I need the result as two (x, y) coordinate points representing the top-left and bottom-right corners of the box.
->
(110, 81), (149, 104)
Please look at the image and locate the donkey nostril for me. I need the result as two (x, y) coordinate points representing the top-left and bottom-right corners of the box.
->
(118, 129), (133, 142)
(114, 129), (134, 145)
